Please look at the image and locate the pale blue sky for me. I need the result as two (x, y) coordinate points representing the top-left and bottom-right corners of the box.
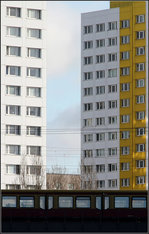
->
(46, 1), (110, 173)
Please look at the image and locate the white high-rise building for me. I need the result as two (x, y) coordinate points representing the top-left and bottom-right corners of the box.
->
(1, 1), (47, 189)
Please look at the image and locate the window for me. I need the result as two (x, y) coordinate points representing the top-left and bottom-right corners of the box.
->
(132, 197), (146, 208)
(48, 197), (53, 209)
(27, 166), (41, 175)
(136, 31), (145, 39)
(104, 197), (109, 209)
(121, 146), (129, 155)
(136, 176), (145, 185)
(96, 23), (105, 32)
(136, 63), (145, 71)
(108, 37), (117, 46)
(84, 25), (93, 34)
(59, 197), (73, 208)
(96, 86), (105, 95)
(108, 53), (117, 62)
(136, 15), (145, 23)
(7, 7), (21, 17)
(6, 46), (21, 56)
(27, 67), (41, 78)
(84, 165), (93, 174)
(6, 105), (21, 115)
(121, 51), (129, 60)
(67, 184), (74, 190)
(96, 133), (105, 141)
(136, 160), (145, 168)
(6, 184), (20, 190)
(136, 79), (145, 88)
(96, 54), (105, 63)
(6, 165), (20, 174)
(6, 66), (21, 76)
(136, 95), (145, 104)
(2, 196), (16, 207)
(136, 144), (145, 152)
(108, 84), (117, 93)
(108, 163), (117, 172)
(84, 56), (93, 65)
(27, 87), (41, 97)
(108, 21), (117, 30)
(121, 163), (129, 171)
(115, 197), (129, 208)
(84, 118), (92, 127)
(84, 134), (93, 142)
(108, 148), (117, 156)
(96, 102), (105, 110)
(6, 145), (20, 155)
(96, 197), (101, 209)
(136, 128), (145, 136)
(96, 117), (105, 126)
(108, 116), (117, 124)
(108, 100), (117, 109)
(84, 87), (93, 96)
(121, 67), (130, 76)
(76, 197), (90, 208)
(121, 19), (130, 28)
(84, 150), (93, 158)
(6, 86), (21, 96)
(96, 149), (105, 157)
(84, 103), (93, 111)
(27, 146), (41, 156)
(121, 35), (130, 44)
(26, 106), (41, 117)
(121, 99), (130, 107)
(6, 125), (21, 135)
(97, 180), (105, 189)
(136, 111), (145, 120)
(96, 39), (105, 47)
(26, 126), (41, 136)
(27, 28), (41, 38)
(27, 9), (41, 19)
(108, 68), (117, 78)
(136, 47), (145, 55)
(108, 132), (117, 140)
(108, 179), (117, 188)
(40, 196), (45, 209)
(27, 48), (41, 58)
(84, 41), (93, 49)
(121, 131), (130, 139)
(84, 72), (93, 80)
(96, 70), (105, 79)
(20, 197), (34, 208)
(7, 26), (21, 37)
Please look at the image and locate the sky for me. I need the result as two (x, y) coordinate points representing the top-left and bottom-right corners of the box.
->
(46, 1), (110, 173)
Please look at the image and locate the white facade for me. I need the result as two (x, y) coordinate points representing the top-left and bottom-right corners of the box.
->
(1, 1), (47, 189)
(81, 8), (120, 190)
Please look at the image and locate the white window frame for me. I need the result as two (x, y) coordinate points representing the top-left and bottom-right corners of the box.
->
(96, 149), (105, 157)
(6, 125), (21, 135)
(96, 39), (105, 48)
(108, 148), (117, 156)
(96, 102), (105, 110)
(136, 79), (145, 88)
(96, 23), (105, 32)
(84, 150), (93, 158)
(136, 144), (145, 152)
(27, 67), (41, 78)
(6, 85), (21, 96)
(136, 63), (145, 71)
(84, 87), (93, 96)
(121, 19), (130, 28)
(6, 46), (21, 56)
(6, 105), (21, 115)
(27, 9), (41, 19)
(121, 51), (129, 60)
(121, 146), (129, 155)
(136, 160), (145, 168)
(121, 99), (130, 107)
(121, 131), (130, 139)
(7, 7), (21, 17)
(108, 37), (117, 46)
(136, 15), (145, 23)
(6, 66), (21, 76)
(84, 72), (93, 80)
(6, 145), (20, 155)
(7, 26), (21, 37)
(136, 95), (145, 104)
(84, 134), (93, 142)
(108, 116), (117, 125)
(96, 70), (105, 79)
(27, 48), (41, 58)
(108, 100), (117, 109)
(27, 28), (41, 39)
(121, 35), (130, 44)
(121, 67), (130, 76)
(108, 68), (117, 78)
(27, 87), (41, 97)
(136, 111), (145, 120)
(96, 54), (105, 63)
(121, 115), (130, 123)
(96, 133), (105, 141)
(136, 176), (145, 185)
(96, 117), (105, 126)
(108, 84), (117, 93)
(26, 106), (41, 117)
(108, 21), (117, 30)
(26, 126), (41, 136)
(84, 103), (93, 111)
(136, 47), (145, 55)
(108, 163), (117, 172)
(84, 56), (93, 65)
(108, 132), (117, 140)
(121, 163), (129, 171)
(136, 31), (145, 39)
(108, 179), (117, 188)
(84, 118), (92, 127)
(136, 128), (145, 136)
(27, 146), (41, 156)
(108, 53), (117, 62)
(96, 86), (105, 95)
(121, 178), (130, 187)
(84, 25), (93, 34)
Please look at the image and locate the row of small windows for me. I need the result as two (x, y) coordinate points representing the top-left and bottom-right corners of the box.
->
(83, 142), (145, 154)
(83, 16), (145, 34)
(6, 27), (42, 39)
(6, 66), (41, 77)
(6, 46), (42, 58)
(5, 145), (41, 156)
(6, 7), (42, 19)
(5, 125), (41, 137)
(5, 106), (41, 117)
(2, 195), (147, 209)
(83, 96), (145, 111)
(5, 165), (41, 175)
(6, 87), (41, 99)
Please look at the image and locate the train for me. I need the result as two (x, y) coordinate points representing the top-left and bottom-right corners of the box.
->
(2, 189), (147, 232)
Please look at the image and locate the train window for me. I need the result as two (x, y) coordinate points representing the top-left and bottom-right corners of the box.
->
(20, 197), (34, 208)
(48, 196), (53, 209)
(115, 197), (129, 208)
(104, 197), (109, 209)
(40, 196), (45, 209)
(59, 197), (73, 208)
(96, 197), (101, 209)
(2, 196), (16, 207)
(132, 197), (146, 208)
(76, 197), (90, 208)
